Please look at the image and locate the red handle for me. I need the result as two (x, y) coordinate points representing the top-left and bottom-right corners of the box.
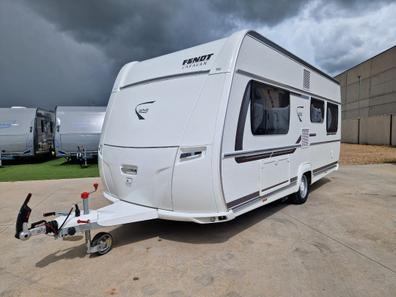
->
(81, 192), (89, 199)
(77, 219), (90, 224)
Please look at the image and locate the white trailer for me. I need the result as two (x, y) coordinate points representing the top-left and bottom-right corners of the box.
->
(15, 30), (340, 255)
(0, 107), (54, 160)
(55, 106), (106, 163)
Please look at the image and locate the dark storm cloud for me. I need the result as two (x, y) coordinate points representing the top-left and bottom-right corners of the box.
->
(23, 0), (312, 65)
(1, 0), (395, 109)
(0, 0), (113, 109)
(1, 0), (314, 109)
(208, 0), (309, 25)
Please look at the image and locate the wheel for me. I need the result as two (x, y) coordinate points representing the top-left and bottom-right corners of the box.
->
(91, 232), (113, 255)
(289, 174), (310, 204)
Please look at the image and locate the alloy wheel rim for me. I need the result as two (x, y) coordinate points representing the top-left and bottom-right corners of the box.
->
(299, 175), (308, 198)
(99, 235), (112, 252)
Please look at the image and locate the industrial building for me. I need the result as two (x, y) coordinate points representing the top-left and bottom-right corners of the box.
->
(335, 46), (396, 146)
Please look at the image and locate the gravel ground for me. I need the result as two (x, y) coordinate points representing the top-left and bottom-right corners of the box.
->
(340, 143), (396, 165)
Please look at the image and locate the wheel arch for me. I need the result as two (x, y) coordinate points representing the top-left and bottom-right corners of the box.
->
(297, 162), (312, 185)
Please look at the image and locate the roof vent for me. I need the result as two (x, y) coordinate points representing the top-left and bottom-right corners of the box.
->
(303, 69), (310, 90)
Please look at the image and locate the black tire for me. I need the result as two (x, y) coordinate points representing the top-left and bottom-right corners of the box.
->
(91, 232), (113, 256)
(289, 174), (310, 204)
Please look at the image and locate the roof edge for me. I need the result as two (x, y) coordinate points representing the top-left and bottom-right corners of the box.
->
(246, 30), (339, 85)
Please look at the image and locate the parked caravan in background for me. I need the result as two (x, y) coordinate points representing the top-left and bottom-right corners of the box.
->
(0, 107), (54, 159)
(55, 106), (106, 160)
(16, 30), (341, 256)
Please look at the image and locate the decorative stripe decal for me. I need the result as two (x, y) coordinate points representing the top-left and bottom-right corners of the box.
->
(227, 191), (260, 209)
(309, 133), (317, 137)
(224, 144), (301, 159)
(227, 162), (339, 210)
(235, 152), (271, 163)
(310, 139), (341, 146)
(261, 180), (289, 192)
(313, 161), (338, 175)
(235, 148), (296, 163)
(265, 179), (298, 198)
(227, 176), (298, 209)
(271, 148), (296, 158)
(295, 136), (302, 144)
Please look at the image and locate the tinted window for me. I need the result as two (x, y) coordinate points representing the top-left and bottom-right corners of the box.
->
(326, 102), (338, 133)
(250, 81), (290, 135)
(310, 98), (324, 123)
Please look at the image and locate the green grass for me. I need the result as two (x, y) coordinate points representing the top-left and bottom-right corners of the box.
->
(0, 158), (99, 182)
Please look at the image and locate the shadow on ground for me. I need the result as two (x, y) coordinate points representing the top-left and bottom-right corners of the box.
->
(58, 157), (98, 166)
(1, 156), (98, 167)
(1, 154), (53, 165)
(35, 178), (330, 268)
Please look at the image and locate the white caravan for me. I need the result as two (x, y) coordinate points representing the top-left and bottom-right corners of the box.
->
(0, 107), (54, 160)
(55, 106), (106, 159)
(16, 30), (340, 255)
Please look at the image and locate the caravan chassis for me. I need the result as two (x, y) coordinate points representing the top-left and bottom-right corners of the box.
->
(14, 160), (337, 256)
(15, 185), (115, 256)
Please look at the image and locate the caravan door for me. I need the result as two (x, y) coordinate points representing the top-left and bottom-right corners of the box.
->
(222, 79), (297, 208)
(249, 81), (292, 196)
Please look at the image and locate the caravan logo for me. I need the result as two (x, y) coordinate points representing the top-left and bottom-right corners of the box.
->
(182, 53), (214, 69)
(135, 101), (155, 120)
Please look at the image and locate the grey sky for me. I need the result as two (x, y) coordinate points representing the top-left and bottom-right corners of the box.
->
(1, 0), (395, 109)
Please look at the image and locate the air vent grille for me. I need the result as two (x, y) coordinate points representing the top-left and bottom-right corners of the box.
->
(303, 69), (311, 90)
(301, 128), (309, 147)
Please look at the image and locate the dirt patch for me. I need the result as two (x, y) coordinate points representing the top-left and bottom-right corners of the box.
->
(340, 143), (396, 165)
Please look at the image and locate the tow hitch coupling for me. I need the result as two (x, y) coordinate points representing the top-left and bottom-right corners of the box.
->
(14, 183), (113, 256)
(15, 193), (59, 240)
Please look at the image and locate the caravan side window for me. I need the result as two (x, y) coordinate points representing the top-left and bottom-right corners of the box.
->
(250, 81), (290, 135)
(326, 102), (338, 133)
(310, 98), (324, 123)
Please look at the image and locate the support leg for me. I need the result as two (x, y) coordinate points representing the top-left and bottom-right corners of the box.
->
(82, 194), (92, 253)
(85, 230), (92, 253)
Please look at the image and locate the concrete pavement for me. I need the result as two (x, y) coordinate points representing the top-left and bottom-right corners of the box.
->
(0, 164), (395, 297)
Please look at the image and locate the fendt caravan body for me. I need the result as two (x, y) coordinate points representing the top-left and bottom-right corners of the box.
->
(15, 30), (341, 255)
(0, 107), (54, 159)
(99, 30), (341, 222)
(55, 106), (106, 159)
